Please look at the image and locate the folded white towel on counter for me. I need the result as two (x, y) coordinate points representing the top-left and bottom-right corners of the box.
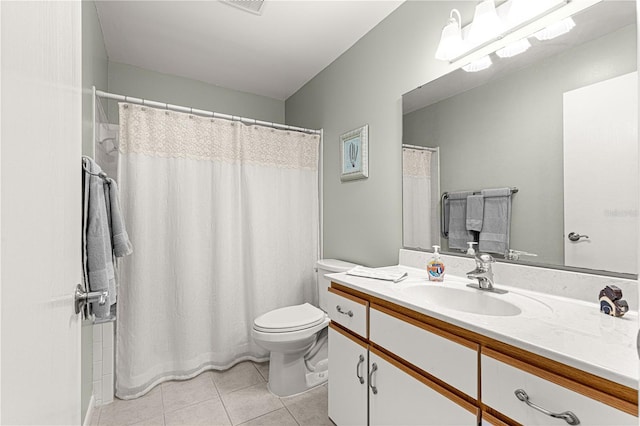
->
(346, 266), (408, 283)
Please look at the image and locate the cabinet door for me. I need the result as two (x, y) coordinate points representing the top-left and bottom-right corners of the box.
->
(328, 325), (368, 426)
(369, 349), (478, 426)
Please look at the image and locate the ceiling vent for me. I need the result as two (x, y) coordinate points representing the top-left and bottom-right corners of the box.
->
(221, 0), (265, 15)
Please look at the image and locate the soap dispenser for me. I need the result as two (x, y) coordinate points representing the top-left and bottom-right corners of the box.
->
(427, 245), (445, 282)
(466, 242), (478, 256)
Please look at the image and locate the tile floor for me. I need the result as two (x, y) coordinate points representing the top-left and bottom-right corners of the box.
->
(89, 361), (332, 426)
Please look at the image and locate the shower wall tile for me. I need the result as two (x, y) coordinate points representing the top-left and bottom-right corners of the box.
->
(93, 361), (103, 382)
(93, 380), (103, 406)
(93, 341), (103, 362)
(93, 321), (116, 406)
(102, 374), (114, 405)
(103, 344), (114, 376)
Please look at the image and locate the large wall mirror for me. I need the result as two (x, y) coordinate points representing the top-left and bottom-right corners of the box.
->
(402, 1), (637, 278)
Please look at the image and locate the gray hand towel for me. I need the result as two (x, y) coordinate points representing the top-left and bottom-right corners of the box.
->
(479, 188), (512, 255)
(108, 179), (133, 257)
(466, 194), (484, 232)
(447, 191), (475, 250)
(83, 157), (116, 318)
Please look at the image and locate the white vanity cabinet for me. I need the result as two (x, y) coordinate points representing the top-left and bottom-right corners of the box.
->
(328, 283), (638, 426)
(328, 324), (368, 426)
(481, 348), (637, 426)
(368, 347), (479, 425)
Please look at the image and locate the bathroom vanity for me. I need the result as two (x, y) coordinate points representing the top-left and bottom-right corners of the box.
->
(326, 263), (638, 425)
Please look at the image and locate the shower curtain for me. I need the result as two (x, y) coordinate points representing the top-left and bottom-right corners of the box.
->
(116, 103), (320, 399)
(403, 147), (438, 249)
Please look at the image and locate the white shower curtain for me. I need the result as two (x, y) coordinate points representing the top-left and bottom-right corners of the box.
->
(403, 148), (437, 250)
(116, 103), (320, 399)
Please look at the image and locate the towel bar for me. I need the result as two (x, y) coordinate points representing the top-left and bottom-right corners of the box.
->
(74, 284), (108, 315)
(440, 187), (518, 239)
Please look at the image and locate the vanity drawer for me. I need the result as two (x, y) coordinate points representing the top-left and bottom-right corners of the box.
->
(327, 287), (368, 339)
(481, 348), (637, 425)
(369, 305), (479, 399)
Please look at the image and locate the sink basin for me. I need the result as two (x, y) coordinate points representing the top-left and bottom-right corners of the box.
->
(400, 285), (522, 316)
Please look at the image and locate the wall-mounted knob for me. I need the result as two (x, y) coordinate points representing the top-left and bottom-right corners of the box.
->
(568, 232), (589, 242)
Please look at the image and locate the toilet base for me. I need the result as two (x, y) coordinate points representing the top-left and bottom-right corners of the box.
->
(267, 351), (328, 397)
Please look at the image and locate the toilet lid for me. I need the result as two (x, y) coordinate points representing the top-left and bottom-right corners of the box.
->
(254, 303), (326, 333)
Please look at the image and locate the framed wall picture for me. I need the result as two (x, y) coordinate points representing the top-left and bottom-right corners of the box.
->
(340, 124), (369, 181)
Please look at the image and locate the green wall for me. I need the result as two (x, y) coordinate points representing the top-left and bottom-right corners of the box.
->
(285, 1), (476, 267)
(106, 61), (285, 124)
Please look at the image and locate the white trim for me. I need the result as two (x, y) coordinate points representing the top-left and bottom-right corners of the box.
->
(319, 129), (324, 259)
(82, 395), (95, 426)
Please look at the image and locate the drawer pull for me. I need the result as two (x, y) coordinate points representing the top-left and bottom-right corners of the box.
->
(514, 389), (580, 425)
(369, 362), (378, 394)
(356, 354), (365, 384)
(336, 305), (354, 317)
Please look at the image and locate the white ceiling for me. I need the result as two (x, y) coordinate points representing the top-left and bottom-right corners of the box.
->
(95, 0), (404, 100)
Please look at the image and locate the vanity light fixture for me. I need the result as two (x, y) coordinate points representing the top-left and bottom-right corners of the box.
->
(435, 0), (574, 66)
(468, 0), (504, 46)
(533, 17), (576, 41)
(434, 9), (464, 61)
(496, 38), (531, 58)
(462, 55), (493, 73)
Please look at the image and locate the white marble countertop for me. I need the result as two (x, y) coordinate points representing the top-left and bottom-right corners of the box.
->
(328, 265), (639, 390)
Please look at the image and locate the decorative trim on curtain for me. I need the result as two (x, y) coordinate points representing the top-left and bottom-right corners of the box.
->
(119, 104), (318, 170)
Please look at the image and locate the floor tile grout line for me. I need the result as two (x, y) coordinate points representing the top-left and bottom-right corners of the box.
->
(210, 373), (234, 426)
(162, 395), (221, 417)
(235, 406), (287, 426)
(281, 403), (302, 426)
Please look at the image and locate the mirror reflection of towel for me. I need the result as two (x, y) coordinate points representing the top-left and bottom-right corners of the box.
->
(466, 194), (484, 232)
(479, 188), (512, 254)
(447, 191), (474, 250)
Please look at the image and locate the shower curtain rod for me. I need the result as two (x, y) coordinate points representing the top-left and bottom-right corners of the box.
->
(95, 89), (322, 136)
(402, 144), (438, 152)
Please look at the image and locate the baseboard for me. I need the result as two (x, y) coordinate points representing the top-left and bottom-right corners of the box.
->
(83, 394), (95, 426)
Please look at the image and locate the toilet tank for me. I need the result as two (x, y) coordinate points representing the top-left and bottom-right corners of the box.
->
(316, 259), (358, 312)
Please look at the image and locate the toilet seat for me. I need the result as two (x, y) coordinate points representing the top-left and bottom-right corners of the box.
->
(254, 303), (325, 333)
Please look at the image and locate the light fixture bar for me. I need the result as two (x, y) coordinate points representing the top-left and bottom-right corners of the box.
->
(448, 0), (570, 64)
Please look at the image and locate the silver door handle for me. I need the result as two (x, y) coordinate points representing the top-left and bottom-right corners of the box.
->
(515, 389), (580, 425)
(568, 232), (589, 242)
(356, 354), (365, 384)
(369, 362), (378, 394)
(74, 284), (108, 315)
(336, 305), (353, 317)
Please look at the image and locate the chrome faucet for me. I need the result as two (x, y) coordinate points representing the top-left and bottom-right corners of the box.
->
(466, 253), (507, 294)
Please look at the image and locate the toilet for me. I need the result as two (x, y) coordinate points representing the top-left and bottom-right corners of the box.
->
(252, 259), (358, 397)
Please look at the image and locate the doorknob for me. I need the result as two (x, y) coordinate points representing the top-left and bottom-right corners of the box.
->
(568, 232), (589, 242)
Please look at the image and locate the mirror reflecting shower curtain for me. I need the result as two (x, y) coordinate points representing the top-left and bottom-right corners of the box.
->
(403, 147), (438, 250)
(116, 103), (320, 399)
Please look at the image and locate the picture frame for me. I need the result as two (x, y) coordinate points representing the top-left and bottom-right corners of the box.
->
(340, 124), (369, 181)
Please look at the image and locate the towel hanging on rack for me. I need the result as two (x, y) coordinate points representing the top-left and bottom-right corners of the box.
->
(81, 156), (133, 320)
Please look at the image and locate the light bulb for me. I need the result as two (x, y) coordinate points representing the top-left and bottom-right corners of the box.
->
(468, 0), (505, 46)
(435, 9), (464, 61)
(462, 55), (493, 72)
(534, 17), (576, 41)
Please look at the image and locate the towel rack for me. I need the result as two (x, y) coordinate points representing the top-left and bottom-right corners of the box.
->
(440, 187), (518, 238)
(82, 156), (111, 183)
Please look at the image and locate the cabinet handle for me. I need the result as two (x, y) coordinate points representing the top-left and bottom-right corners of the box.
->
(336, 305), (353, 317)
(514, 389), (580, 425)
(369, 362), (378, 394)
(356, 354), (365, 384)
